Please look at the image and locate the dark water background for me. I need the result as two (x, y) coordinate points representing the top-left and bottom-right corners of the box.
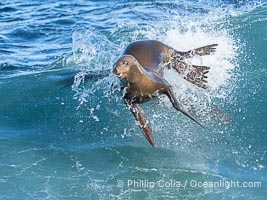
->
(0, 0), (266, 199)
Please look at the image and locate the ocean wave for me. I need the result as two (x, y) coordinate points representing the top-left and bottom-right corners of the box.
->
(0, 1), (266, 199)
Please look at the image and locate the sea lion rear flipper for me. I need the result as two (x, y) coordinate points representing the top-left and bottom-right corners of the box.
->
(125, 100), (155, 146)
(184, 64), (209, 89)
(169, 60), (210, 89)
(165, 88), (204, 128)
(180, 44), (218, 58)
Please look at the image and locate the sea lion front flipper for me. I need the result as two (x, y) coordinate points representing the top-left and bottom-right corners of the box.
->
(125, 100), (155, 146)
(164, 88), (204, 128)
(180, 44), (218, 58)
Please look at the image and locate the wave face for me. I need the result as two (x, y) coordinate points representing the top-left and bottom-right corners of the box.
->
(0, 0), (266, 199)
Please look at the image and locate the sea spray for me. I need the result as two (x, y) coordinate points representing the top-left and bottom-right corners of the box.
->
(67, 4), (242, 150)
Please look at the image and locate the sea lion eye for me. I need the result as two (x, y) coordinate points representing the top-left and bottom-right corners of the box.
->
(119, 60), (128, 66)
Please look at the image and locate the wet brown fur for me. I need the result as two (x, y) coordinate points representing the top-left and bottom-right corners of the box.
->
(113, 40), (217, 146)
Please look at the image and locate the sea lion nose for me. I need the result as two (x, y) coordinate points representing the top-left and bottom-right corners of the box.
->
(112, 68), (117, 74)
(112, 64), (118, 75)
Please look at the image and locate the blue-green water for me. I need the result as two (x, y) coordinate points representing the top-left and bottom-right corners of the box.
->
(0, 0), (266, 199)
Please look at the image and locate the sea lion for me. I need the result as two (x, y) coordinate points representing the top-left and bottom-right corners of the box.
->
(113, 40), (217, 146)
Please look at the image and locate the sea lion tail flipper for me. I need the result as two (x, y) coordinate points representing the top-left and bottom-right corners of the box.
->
(165, 89), (204, 128)
(125, 100), (155, 146)
(180, 44), (218, 58)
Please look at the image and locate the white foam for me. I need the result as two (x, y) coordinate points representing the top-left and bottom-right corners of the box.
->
(162, 27), (238, 101)
(68, 3), (244, 146)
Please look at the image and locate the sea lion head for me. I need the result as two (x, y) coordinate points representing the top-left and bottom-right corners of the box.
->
(112, 55), (141, 78)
